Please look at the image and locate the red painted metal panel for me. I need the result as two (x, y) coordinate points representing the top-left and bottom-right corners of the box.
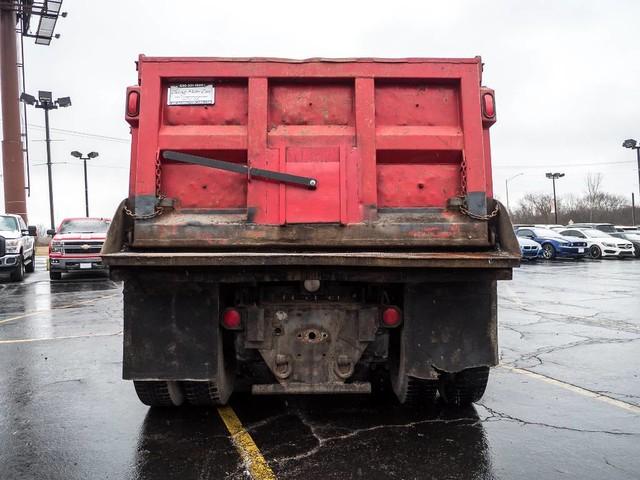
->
(163, 81), (248, 126)
(377, 164), (460, 207)
(162, 150), (247, 209)
(129, 56), (496, 230)
(375, 81), (460, 127)
(269, 81), (354, 127)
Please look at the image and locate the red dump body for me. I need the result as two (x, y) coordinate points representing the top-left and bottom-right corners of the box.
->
(104, 57), (520, 407)
(123, 56), (499, 250)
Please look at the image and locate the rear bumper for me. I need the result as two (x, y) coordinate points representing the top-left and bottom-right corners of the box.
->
(50, 256), (107, 272)
(103, 250), (521, 270)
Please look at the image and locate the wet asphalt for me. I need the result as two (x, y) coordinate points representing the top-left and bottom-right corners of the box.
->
(0, 257), (639, 479)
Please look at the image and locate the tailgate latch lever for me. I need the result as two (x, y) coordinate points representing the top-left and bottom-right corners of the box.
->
(162, 151), (318, 190)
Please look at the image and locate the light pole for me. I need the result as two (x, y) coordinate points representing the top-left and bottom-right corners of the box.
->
(20, 91), (71, 230)
(70, 151), (99, 217)
(505, 172), (523, 212)
(622, 139), (640, 225)
(545, 172), (565, 224)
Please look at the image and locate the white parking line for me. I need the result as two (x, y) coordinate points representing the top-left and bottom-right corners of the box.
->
(501, 365), (640, 414)
(0, 294), (118, 326)
(0, 331), (122, 345)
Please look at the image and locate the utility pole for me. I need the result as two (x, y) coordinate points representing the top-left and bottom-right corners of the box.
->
(622, 140), (640, 225)
(71, 151), (99, 217)
(545, 172), (565, 224)
(0, 1), (66, 222)
(21, 91), (72, 230)
(0, 6), (27, 221)
(43, 105), (54, 228)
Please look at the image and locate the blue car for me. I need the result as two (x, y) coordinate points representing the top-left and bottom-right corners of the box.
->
(517, 236), (542, 260)
(515, 227), (588, 260)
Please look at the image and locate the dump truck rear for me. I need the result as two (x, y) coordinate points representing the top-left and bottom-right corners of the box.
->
(103, 56), (520, 407)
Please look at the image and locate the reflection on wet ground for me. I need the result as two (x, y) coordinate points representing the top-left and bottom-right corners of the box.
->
(0, 260), (639, 479)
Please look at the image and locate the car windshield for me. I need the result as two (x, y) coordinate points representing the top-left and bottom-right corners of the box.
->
(0, 216), (18, 231)
(582, 229), (612, 238)
(59, 219), (110, 234)
(532, 228), (564, 238)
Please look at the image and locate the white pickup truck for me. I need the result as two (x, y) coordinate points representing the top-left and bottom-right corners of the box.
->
(0, 214), (37, 281)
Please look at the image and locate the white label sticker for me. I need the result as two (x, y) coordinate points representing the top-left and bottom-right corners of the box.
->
(168, 83), (215, 105)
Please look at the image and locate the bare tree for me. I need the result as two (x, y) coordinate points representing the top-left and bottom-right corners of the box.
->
(512, 193), (555, 223)
(511, 175), (635, 225)
(585, 173), (603, 222)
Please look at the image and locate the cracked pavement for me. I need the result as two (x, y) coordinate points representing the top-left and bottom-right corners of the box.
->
(0, 259), (639, 479)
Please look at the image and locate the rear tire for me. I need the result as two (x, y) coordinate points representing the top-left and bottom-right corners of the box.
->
(49, 271), (62, 280)
(438, 366), (490, 406)
(134, 380), (184, 407)
(10, 256), (25, 282)
(183, 330), (235, 406)
(590, 245), (602, 259)
(390, 329), (438, 406)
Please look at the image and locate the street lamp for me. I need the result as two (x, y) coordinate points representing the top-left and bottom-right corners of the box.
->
(70, 151), (99, 217)
(20, 91), (72, 230)
(505, 172), (524, 212)
(545, 172), (565, 224)
(622, 139), (639, 226)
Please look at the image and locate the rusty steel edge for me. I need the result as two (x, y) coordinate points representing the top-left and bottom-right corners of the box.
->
(102, 251), (520, 269)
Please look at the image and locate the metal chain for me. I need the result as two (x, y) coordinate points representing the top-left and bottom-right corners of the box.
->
(457, 153), (499, 221)
(123, 154), (165, 220)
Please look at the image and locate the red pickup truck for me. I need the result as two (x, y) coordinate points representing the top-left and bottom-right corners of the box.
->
(48, 217), (111, 280)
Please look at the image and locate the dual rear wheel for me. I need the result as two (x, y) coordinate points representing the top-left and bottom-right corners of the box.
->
(133, 379), (233, 407)
(133, 329), (234, 407)
(392, 367), (490, 407)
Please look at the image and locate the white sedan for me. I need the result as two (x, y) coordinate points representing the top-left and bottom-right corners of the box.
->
(559, 228), (635, 259)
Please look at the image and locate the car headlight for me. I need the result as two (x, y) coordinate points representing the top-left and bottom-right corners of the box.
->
(559, 242), (569, 247)
(602, 242), (615, 248)
(5, 238), (20, 253)
(50, 241), (64, 253)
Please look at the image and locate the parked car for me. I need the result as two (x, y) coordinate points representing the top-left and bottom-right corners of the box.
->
(615, 225), (640, 233)
(515, 227), (588, 260)
(558, 228), (635, 259)
(0, 214), (37, 281)
(47, 217), (111, 280)
(570, 223), (617, 234)
(517, 236), (542, 261)
(513, 224), (564, 229)
(610, 230), (640, 258)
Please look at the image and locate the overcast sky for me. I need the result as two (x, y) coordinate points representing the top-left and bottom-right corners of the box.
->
(2, 0), (639, 225)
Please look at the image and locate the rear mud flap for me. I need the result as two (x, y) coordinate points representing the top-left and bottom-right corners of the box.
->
(401, 280), (498, 379)
(123, 279), (221, 380)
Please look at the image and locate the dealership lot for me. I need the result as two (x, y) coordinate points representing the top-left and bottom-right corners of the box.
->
(0, 259), (639, 480)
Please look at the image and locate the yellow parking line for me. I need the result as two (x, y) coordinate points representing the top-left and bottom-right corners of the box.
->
(0, 294), (118, 326)
(217, 406), (276, 480)
(0, 331), (122, 345)
(501, 365), (640, 414)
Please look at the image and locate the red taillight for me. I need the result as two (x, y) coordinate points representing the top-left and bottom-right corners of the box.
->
(482, 92), (495, 118)
(222, 308), (242, 329)
(382, 307), (402, 327)
(126, 90), (140, 117)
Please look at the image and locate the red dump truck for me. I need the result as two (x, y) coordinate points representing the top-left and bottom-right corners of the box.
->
(103, 56), (520, 408)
